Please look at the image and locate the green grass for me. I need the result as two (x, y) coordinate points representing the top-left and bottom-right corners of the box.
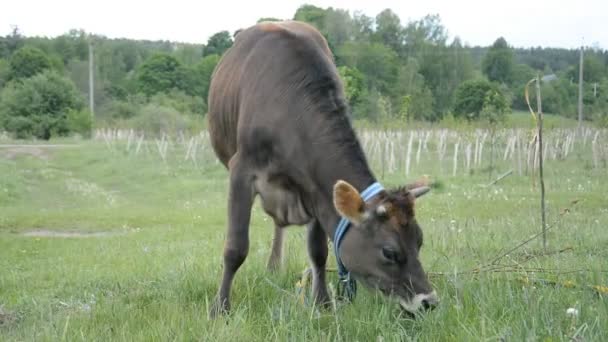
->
(1, 132), (606, 341)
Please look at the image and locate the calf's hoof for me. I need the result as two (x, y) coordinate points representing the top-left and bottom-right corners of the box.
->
(209, 297), (230, 319)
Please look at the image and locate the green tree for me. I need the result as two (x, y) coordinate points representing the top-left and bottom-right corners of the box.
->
(351, 11), (374, 41)
(394, 58), (435, 121)
(401, 15), (468, 117)
(591, 78), (608, 127)
(8, 46), (52, 80)
(409, 86), (435, 121)
(0, 26), (24, 58)
(566, 54), (606, 83)
(135, 53), (189, 96)
(479, 86), (510, 124)
(203, 31), (233, 57)
(373, 9), (404, 55)
(294, 4), (327, 31)
(323, 8), (353, 50)
(191, 54), (221, 101)
(174, 44), (202, 66)
(0, 70), (85, 139)
(337, 41), (398, 95)
(53, 29), (89, 65)
(337, 65), (364, 107)
(402, 14), (448, 54)
(0, 58), (9, 88)
(510, 63), (537, 110)
(482, 37), (514, 84)
(453, 79), (507, 120)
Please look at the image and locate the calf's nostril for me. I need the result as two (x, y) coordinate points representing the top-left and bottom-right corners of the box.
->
(421, 297), (438, 310)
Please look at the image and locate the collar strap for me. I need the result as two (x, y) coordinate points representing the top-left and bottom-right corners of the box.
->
(333, 181), (384, 299)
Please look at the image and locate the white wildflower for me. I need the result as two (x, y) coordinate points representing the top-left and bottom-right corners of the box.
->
(566, 308), (579, 316)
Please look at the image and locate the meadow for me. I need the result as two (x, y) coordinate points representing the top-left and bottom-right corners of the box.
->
(1, 120), (607, 341)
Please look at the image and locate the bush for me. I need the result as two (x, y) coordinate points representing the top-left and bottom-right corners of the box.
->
(4, 116), (34, 139)
(8, 46), (52, 80)
(453, 79), (508, 121)
(124, 104), (204, 136)
(66, 109), (93, 137)
(149, 90), (206, 115)
(99, 96), (145, 120)
(0, 70), (84, 139)
(135, 53), (189, 96)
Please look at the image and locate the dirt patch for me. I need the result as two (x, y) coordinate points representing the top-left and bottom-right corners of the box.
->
(0, 305), (18, 326)
(21, 229), (125, 238)
(0, 144), (80, 160)
(0, 146), (51, 160)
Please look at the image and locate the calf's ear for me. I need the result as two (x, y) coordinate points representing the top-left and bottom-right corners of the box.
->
(404, 175), (432, 199)
(333, 180), (365, 223)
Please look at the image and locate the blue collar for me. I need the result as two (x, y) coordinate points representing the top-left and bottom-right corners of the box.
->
(333, 181), (384, 300)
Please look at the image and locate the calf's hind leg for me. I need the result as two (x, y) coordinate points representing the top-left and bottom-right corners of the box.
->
(209, 156), (254, 318)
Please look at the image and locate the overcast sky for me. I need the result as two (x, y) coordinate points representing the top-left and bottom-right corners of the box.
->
(1, 0), (605, 49)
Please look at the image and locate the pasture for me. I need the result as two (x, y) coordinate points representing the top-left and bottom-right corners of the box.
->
(1, 123), (607, 341)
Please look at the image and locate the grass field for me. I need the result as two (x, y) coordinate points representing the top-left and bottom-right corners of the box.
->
(1, 127), (607, 341)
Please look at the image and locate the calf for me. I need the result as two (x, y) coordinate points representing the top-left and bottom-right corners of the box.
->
(206, 20), (438, 317)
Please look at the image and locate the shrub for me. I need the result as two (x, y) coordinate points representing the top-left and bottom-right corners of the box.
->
(149, 90), (206, 116)
(125, 104), (204, 137)
(135, 53), (189, 96)
(8, 46), (52, 80)
(453, 79), (508, 121)
(0, 70), (84, 139)
(66, 109), (93, 137)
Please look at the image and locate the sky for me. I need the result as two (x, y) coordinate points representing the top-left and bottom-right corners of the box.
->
(1, 0), (606, 49)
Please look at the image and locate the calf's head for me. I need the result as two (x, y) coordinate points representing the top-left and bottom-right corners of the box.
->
(333, 179), (438, 315)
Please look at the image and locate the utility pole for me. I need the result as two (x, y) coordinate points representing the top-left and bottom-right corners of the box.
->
(577, 45), (584, 129)
(88, 40), (95, 119)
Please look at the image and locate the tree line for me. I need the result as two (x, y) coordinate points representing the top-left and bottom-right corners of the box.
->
(1, 4), (607, 139)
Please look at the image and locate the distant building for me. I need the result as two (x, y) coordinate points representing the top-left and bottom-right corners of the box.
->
(542, 74), (558, 83)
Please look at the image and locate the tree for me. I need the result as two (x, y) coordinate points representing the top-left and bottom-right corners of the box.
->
(203, 31), (233, 57)
(351, 11), (374, 42)
(52, 29), (89, 65)
(323, 8), (353, 50)
(373, 9), (404, 55)
(509, 63), (537, 110)
(0, 70), (85, 139)
(0, 58), (9, 88)
(294, 4), (327, 31)
(337, 41), (398, 95)
(400, 15), (466, 117)
(135, 53), (189, 96)
(591, 78), (608, 127)
(408, 86), (435, 121)
(566, 54), (606, 83)
(403, 14), (448, 53)
(0, 26), (24, 58)
(394, 58), (435, 121)
(453, 79), (508, 120)
(191, 54), (221, 101)
(479, 86), (510, 124)
(482, 37), (514, 84)
(337, 65), (364, 107)
(8, 46), (52, 80)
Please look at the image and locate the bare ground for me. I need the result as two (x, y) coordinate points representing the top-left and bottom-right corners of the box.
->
(20, 229), (126, 238)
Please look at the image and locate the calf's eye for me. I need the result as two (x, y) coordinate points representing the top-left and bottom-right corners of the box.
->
(381, 246), (401, 263)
